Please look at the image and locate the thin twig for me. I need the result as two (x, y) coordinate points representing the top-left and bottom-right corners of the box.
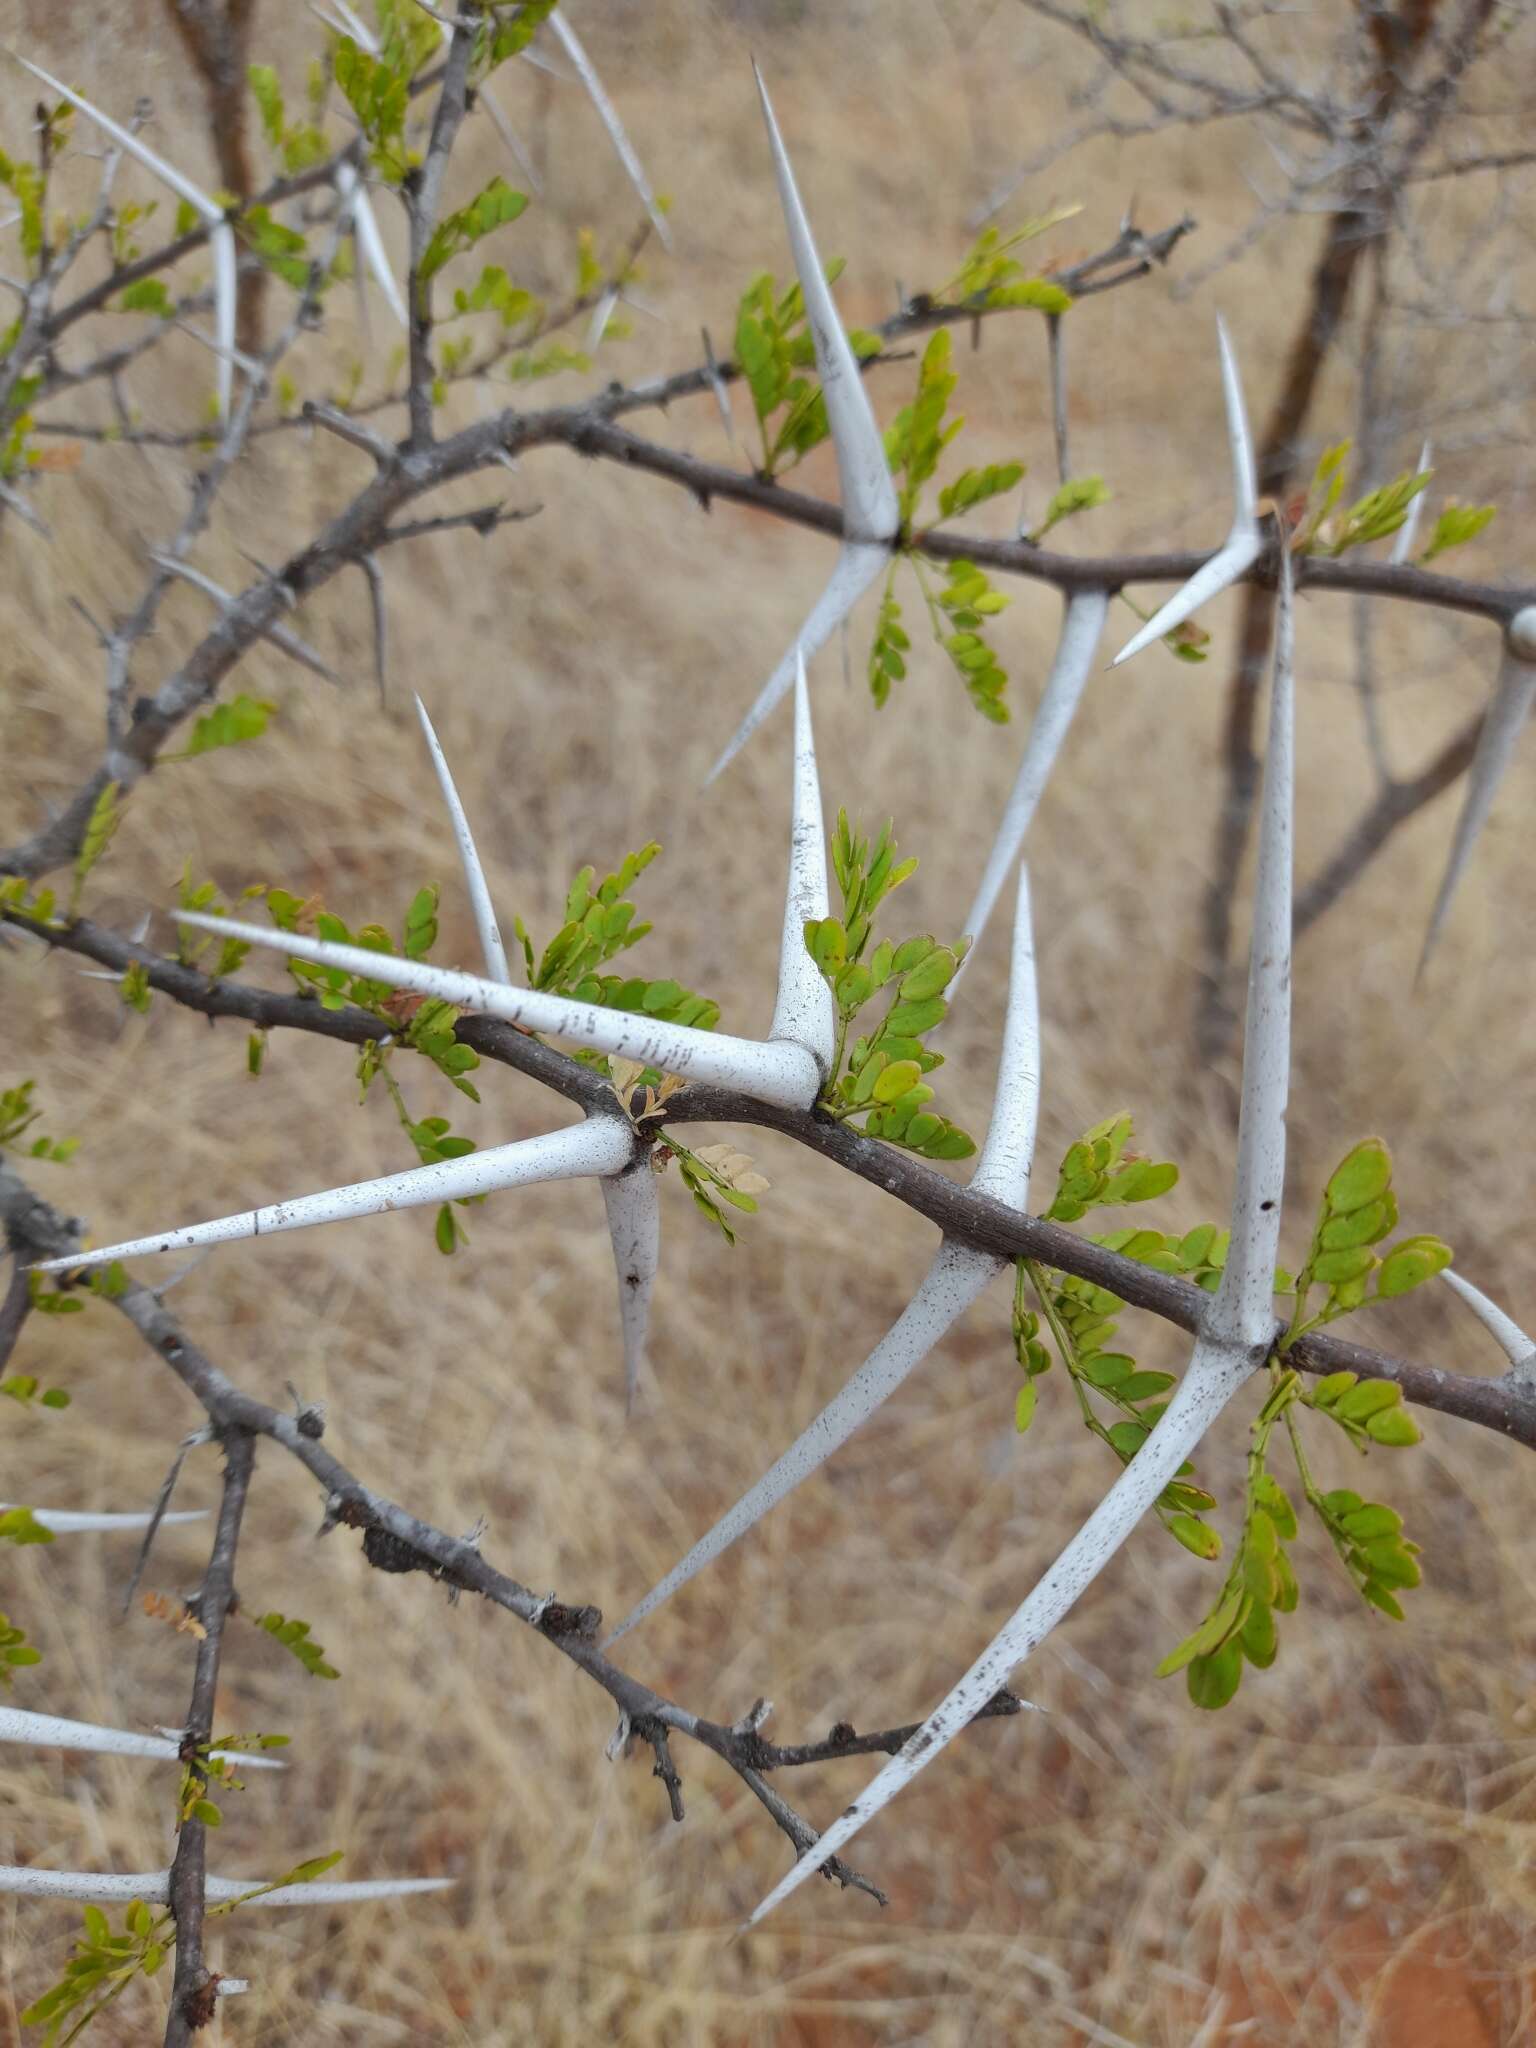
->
(163, 1428), (255, 2048)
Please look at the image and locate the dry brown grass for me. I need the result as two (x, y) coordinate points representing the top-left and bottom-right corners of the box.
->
(2, 4), (1535, 2043)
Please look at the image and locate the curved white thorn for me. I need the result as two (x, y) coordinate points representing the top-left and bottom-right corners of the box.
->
(415, 695), (512, 984)
(169, 914), (824, 1110)
(707, 541), (889, 783)
(1417, 616), (1536, 977)
(211, 223), (236, 420)
(1112, 316), (1260, 668)
(31, 1120), (635, 1276)
(547, 13), (671, 250)
(753, 64), (897, 543)
(604, 1240), (1000, 1647)
(1390, 441), (1432, 567)
(344, 173), (408, 329)
(15, 59), (222, 224)
(969, 869), (1042, 1210)
(601, 1163), (660, 1413)
(0, 1710), (283, 1769)
(769, 652), (835, 1070)
(0, 1505), (205, 1533)
(748, 593), (1292, 1922)
(744, 1328), (1255, 1928)
(607, 877), (1038, 1646)
(479, 83), (543, 196)
(0, 1866), (452, 1906)
(957, 590), (1107, 982)
(1211, 537), (1293, 1352)
(1442, 1268), (1536, 1380)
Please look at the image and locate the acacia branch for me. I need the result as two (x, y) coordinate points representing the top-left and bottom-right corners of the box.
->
(5, 912), (1531, 1451)
(0, 1161), (1023, 1911)
(164, 1427), (254, 2048)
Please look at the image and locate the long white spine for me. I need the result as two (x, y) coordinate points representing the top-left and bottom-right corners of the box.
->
(168, 913), (823, 1109)
(32, 1122), (635, 1275)
(957, 591), (1107, 981)
(769, 654), (836, 1070)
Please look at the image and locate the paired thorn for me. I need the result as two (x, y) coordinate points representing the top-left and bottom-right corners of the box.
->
(746, 540), (1298, 1929)
(707, 69), (900, 782)
(605, 872), (1041, 1649)
(1111, 316), (1260, 668)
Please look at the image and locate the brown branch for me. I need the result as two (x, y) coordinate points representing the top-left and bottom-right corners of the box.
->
(162, 0), (266, 352)
(164, 1427), (254, 2046)
(0, 1256), (31, 1374)
(1293, 707), (1480, 934)
(5, 911), (1532, 1451)
(405, 23), (473, 448)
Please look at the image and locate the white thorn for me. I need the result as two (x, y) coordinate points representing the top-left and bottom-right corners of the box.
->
(414, 695), (512, 984)
(584, 286), (619, 355)
(604, 1241), (1000, 1647)
(769, 651), (835, 1071)
(1210, 537), (1293, 1351)
(0, 1710), (283, 1769)
(1417, 614), (1536, 976)
(0, 1866), (452, 1906)
(15, 59), (222, 224)
(606, 876), (1039, 1646)
(1112, 316), (1261, 667)
(956, 590), (1107, 982)
(968, 869), (1042, 1210)
(167, 914), (824, 1110)
(746, 584), (1294, 1923)
(547, 12), (672, 249)
(336, 164), (407, 329)
(706, 543), (889, 783)
(753, 64), (896, 542)
(708, 66), (901, 781)
(744, 1326), (1253, 1928)
(31, 1121), (635, 1276)
(1442, 1268), (1536, 1381)
(0, 1505), (205, 1533)
(478, 83), (543, 196)
(600, 1163), (660, 1413)
(1390, 441), (1432, 566)
(328, 0), (376, 46)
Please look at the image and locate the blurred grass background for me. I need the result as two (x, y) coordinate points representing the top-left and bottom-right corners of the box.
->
(1, 2), (1534, 2041)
